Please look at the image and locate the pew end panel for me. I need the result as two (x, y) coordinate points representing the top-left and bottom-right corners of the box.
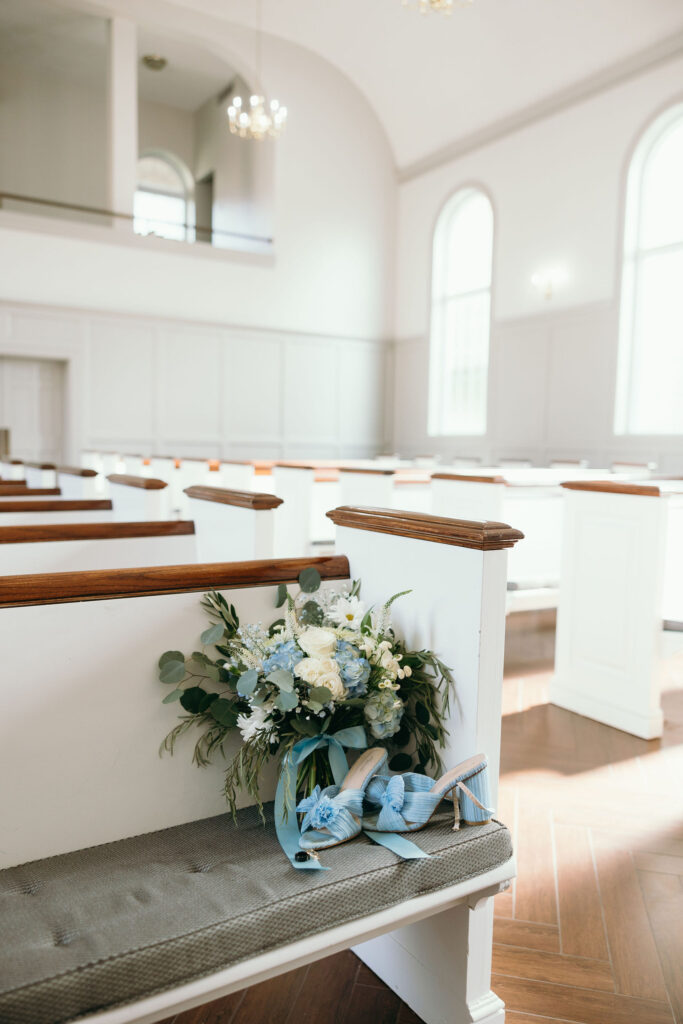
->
(24, 462), (58, 489)
(328, 506), (522, 1024)
(58, 466), (100, 500)
(107, 475), (172, 521)
(1, 458), (26, 481)
(551, 483), (670, 738)
(184, 485), (282, 561)
(272, 464), (315, 556)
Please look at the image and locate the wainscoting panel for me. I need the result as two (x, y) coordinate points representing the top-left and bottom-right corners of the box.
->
(0, 300), (389, 463)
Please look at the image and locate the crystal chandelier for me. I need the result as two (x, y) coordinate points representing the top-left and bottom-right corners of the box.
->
(403, 0), (473, 13)
(228, 95), (287, 139)
(227, 0), (287, 140)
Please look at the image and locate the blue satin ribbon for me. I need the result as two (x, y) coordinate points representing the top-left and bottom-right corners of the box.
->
(275, 726), (368, 871)
(275, 725), (429, 869)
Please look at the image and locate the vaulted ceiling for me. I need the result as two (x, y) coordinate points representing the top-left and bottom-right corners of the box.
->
(167, 0), (683, 171)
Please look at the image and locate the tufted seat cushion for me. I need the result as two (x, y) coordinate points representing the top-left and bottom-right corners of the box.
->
(0, 804), (512, 1024)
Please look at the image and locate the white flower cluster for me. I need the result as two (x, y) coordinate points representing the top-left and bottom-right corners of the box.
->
(294, 627), (346, 701)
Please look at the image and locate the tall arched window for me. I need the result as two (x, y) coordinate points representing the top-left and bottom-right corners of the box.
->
(134, 153), (193, 242)
(616, 103), (683, 434)
(428, 187), (493, 436)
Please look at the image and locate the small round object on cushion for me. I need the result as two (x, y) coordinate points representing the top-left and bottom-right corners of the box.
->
(294, 851), (310, 862)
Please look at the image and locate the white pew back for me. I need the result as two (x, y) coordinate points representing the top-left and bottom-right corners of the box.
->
(24, 461), (58, 488)
(0, 521), (197, 575)
(107, 474), (172, 520)
(57, 466), (100, 500)
(1, 458), (25, 481)
(184, 485), (282, 561)
(339, 468), (395, 508)
(551, 480), (682, 738)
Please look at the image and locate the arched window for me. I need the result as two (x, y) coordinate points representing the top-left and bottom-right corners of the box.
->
(616, 103), (683, 434)
(133, 153), (193, 242)
(428, 187), (493, 436)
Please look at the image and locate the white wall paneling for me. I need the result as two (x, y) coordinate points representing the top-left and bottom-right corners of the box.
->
(0, 301), (387, 464)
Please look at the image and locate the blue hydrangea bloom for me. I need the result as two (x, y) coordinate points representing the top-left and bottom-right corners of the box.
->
(335, 640), (370, 696)
(262, 640), (304, 674)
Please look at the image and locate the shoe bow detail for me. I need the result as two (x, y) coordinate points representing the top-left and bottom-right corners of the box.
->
(296, 785), (365, 842)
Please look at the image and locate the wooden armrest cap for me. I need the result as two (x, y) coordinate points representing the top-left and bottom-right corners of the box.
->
(184, 485), (283, 509)
(327, 506), (524, 549)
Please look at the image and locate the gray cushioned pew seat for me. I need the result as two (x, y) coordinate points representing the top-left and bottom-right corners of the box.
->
(0, 804), (512, 1024)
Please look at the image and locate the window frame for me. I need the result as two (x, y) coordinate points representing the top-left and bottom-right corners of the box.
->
(615, 100), (683, 437)
(427, 184), (495, 439)
(134, 149), (195, 244)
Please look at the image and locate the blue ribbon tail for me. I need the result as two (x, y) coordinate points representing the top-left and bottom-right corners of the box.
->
(364, 830), (430, 860)
(275, 754), (328, 871)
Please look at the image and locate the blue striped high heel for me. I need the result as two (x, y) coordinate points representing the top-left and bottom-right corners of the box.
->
(362, 753), (494, 832)
(296, 747), (388, 852)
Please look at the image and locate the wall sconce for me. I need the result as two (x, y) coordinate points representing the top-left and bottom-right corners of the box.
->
(531, 266), (568, 300)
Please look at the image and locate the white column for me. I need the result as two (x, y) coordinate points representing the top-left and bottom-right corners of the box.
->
(107, 17), (138, 223)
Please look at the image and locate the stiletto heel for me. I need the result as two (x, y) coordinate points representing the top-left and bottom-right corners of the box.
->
(363, 753), (494, 833)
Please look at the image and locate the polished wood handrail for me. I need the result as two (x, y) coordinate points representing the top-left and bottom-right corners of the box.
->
(432, 473), (507, 484)
(0, 555), (350, 607)
(107, 474), (167, 490)
(23, 460), (57, 470)
(561, 480), (662, 497)
(184, 485), (283, 510)
(0, 190), (273, 245)
(0, 481), (28, 488)
(58, 465), (98, 477)
(275, 461), (320, 471)
(0, 521), (195, 544)
(0, 500), (113, 513)
(0, 487), (61, 497)
(339, 467), (395, 476)
(327, 506), (524, 550)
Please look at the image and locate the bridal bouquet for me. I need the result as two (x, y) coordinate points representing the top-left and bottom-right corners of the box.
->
(158, 568), (454, 815)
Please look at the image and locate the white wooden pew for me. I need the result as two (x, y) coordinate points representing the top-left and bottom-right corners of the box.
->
(0, 498), (114, 526)
(107, 474), (172, 521)
(272, 463), (340, 554)
(24, 460), (58, 488)
(339, 467), (395, 507)
(432, 473), (562, 612)
(0, 457), (25, 481)
(551, 480), (683, 739)
(57, 465), (100, 500)
(0, 521), (197, 574)
(0, 508), (522, 1024)
(184, 485), (283, 561)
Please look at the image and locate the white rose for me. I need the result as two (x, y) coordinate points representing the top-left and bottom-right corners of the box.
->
(298, 627), (337, 659)
(294, 656), (346, 701)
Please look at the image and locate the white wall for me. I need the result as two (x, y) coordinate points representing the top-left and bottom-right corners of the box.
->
(393, 54), (683, 471)
(0, 300), (387, 463)
(138, 99), (195, 173)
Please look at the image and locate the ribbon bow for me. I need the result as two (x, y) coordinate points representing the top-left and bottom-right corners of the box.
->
(296, 785), (365, 841)
(375, 775), (407, 831)
(275, 726), (367, 871)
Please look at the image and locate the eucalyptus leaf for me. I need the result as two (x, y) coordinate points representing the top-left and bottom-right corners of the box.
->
(298, 567), (321, 593)
(269, 618), (286, 637)
(275, 584), (288, 608)
(179, 686), (207, 714)
(389, 752), (413, 772)
(162, 688), (183, 704)
(237, 669), (258, 696)
(159, 650), (185, 669)
(203, 664), (220, 683)
(266, 669), (294, 692)
(308, 686), (333, 704)
(210, 698), (238, 727)
(415, 701), (430, 726)
(299, 600), (324, 626)
(198, 692), (219, 713)
(275, 689), (299, 712)
(201, 623), (224, 645)
(306, 700), (322, 713)
(291, 716), (320, 736)
(159, 660), (186, 685)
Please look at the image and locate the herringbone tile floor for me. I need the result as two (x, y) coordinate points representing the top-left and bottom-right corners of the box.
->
(163, 626), (683, 1024)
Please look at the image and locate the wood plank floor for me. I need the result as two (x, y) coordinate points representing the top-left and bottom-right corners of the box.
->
(160, 627), (683, 1024)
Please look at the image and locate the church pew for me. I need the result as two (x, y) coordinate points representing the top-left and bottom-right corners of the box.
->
(184, 485), (283, 562)
(432, 473), (562, 612)
(57, 465), (100, 499)
(272, 462), (340, 554)
(24, 460), (58, 488)
(0, 498), (113, 526)
(0, 507), (522, 1024)
(107, 474), (172, 520)
(0, 457), (25, 481)
(550, 480), (683, 739)
(0, 521), (197, 574)
(339, 466), (395, 507)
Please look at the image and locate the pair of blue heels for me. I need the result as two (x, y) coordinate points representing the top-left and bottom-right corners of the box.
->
(295, 747), (494, 854)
